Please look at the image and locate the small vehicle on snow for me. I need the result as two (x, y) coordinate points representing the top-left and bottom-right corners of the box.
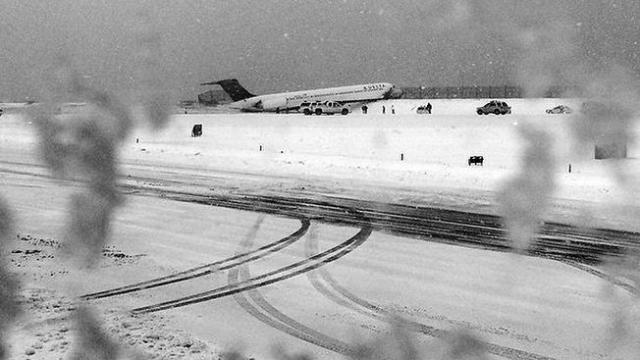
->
(546, 105), (572, 114)
(299, 101), (322, 115)
(476, 100), (511, 115)
(416, 105), (431, 114)
(313, 101), (350, 115)
(468, 156), (484, 166)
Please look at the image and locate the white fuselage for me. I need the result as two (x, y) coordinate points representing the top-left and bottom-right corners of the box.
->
(229, 83), (398, 112)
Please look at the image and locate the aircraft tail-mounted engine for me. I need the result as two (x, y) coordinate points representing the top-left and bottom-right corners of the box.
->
(258, 98), (288, 112)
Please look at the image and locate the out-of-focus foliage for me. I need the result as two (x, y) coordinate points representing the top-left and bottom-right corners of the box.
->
(0, 198), (13, 240)
(0, 267), (19, 360)
(31, 80), (126, 267)
(351, 320), (421, 360)
(514, 20), (579, 97)
(0, 197), (20, 360)
(64, 192), (118, 267)
(438, 330), (489, 360)
(571, 66), (639, 163)
(221, 349), (252, 360)
(497, 126), (555, 252)
(599, 251), (640, 357)
(30, 72), (126, 267)
(271, 344), (315, 360)
(350, 320), (489, 360)
(18, 6), (174, 357)
(67, 306), (121, 360)
(131, 8), (172, 129)
(27, 13), (173, 267)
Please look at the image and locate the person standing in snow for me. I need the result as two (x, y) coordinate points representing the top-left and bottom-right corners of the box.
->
(382, 105), (386, 114)
(361, 104), (368, 114)
(391, 105), (395, 114)
(426, 102), (432, 114)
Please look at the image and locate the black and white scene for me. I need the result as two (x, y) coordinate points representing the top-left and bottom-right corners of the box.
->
(1, 1), (640, 359)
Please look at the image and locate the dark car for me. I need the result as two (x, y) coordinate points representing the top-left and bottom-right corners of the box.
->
(476, 100), (511, 115)
(546, 105), (572, 114)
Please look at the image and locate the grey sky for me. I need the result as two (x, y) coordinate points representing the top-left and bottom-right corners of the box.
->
(1, 0), (639, 101)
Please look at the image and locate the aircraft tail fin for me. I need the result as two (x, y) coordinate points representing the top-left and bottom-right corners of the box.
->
(201, 79), (255, 101)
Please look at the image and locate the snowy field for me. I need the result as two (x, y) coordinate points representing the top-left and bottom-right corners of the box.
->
(1, 98), (640, 359)
(128, 98), (640, 228)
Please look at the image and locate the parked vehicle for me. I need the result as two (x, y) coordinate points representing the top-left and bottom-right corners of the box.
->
(314, 101), (350, 115)
(546, 105), (572, 114)
(468, 155), (484, 166)
(299, 101), (322, 115)
(416, 105), (430, 114)
(476, 100), (511, 115)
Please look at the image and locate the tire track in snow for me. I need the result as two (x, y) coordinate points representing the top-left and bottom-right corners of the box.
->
(227, 220), (354, 355)
(3, 160), (637, 311)
(3, 158), (639, 266)
(553, 257), (640, 297)
(169, 192), (639, 265)
(131, 224), (372, 314)
(82, 216), (310, 300)
(303, 226), (556, 360)
(230, 265), (354, 356)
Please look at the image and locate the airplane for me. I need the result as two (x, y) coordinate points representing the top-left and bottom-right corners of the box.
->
(200, 79), (403, 113)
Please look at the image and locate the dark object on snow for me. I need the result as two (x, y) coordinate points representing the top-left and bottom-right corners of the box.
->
(476, 100), (511, 115)
(416, 104), (432, 114)
(468, 156), (484, 166)
(595, 143), (627, 159)
(546, 105), (572, 114)
(191, 124), (202, 137)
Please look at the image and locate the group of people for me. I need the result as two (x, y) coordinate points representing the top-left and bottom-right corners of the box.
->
(360, 102), (432, 115)
(416, 102), (432, 114)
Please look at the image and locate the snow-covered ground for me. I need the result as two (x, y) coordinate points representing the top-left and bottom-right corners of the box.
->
(125, 98), (640, 228)
(1, 98), (640, 359)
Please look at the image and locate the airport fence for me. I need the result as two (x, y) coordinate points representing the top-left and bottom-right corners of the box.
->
(400, 85), (570, 99)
